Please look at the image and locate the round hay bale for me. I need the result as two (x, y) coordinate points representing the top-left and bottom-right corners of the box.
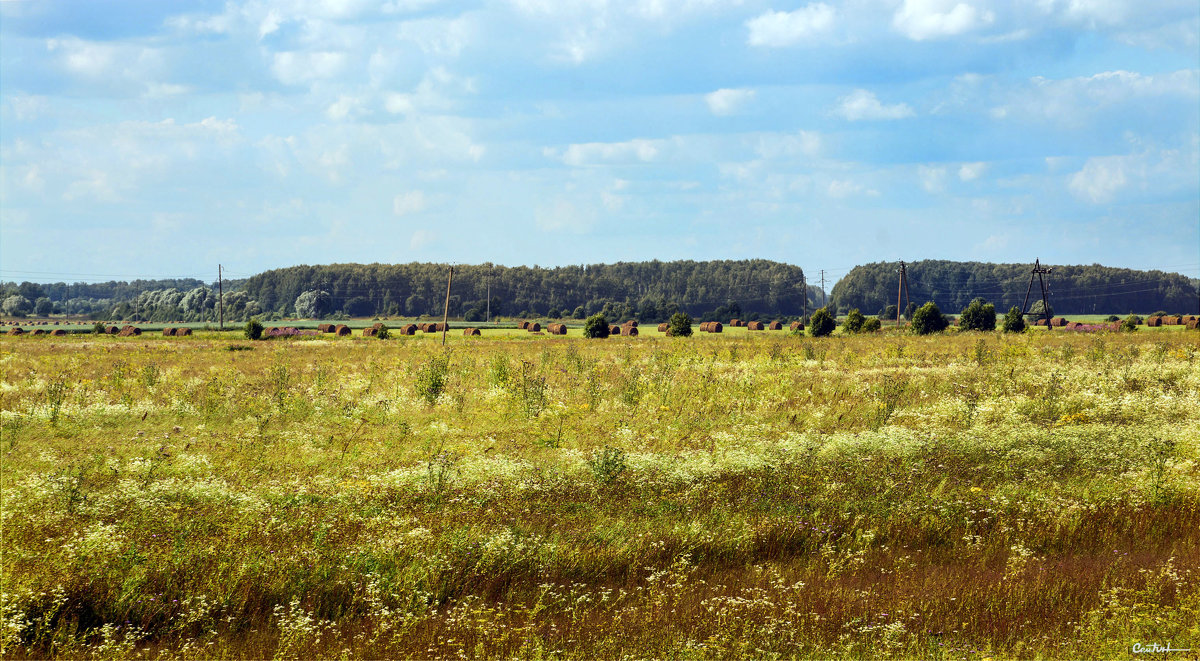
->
(399, 324), (417, 335)
(362, 327), (378, 337)
(746, 321), (765, 331)
(1187, 319), (1199, 330)
(548, 323), (567, 335)
(623, 320), (638, 328)
(463, 327), (481, 336)
(518, 321), (530, 330)
(176, 328), (192, 336)
(32, 329), (46, 336)
(790, 321), (804, 331)
(609, 324), (621, 335)
(107, 326), (120, 334)
(118, 326), (142, 337)
(768, 321), (783, 330)
(51, 329), (67, 336)
(7, 327), (24, 335)
(335, 324), (351, 336)
(1168, 315), (1184, 325)
(1146, 316), (1162, 327)
(163, 327), (176, 336)
(658, 322), (670, 332)
(708, 321), (723, 333)
(527, 322), (541, 332)
(621, 325), (639, 336)
(317, 323), (335, 333)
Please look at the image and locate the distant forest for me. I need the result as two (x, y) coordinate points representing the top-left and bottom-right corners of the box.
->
(3, 259), (1196, 322)
(831, 260), (1198, 316)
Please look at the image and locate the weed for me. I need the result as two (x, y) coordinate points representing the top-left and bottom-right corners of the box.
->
(587, 445), (627, 485)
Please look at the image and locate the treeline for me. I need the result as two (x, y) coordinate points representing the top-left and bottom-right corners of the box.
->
(238, 260), (817, 322)
(0, 279), (246, 320)
(830, 260), (1198, 316)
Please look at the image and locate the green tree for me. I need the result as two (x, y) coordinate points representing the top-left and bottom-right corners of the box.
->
(583, 313), (610, 339)
(34, 297), (53, 317)
(880, 304), (898, 321)
(911, 302), (949, 335)
(375, 324), (390, 340)
(1119, 315), (1139, 332)
(1002, 306), (1026, 333)
(808, 307), (836, 337)
(294, 290), (332, 318)
(244, 319), (264, 340)
(959, 298), (997, 331)
(1026, 299), (1053, 321)
(862, 317), (882, 333)
(343, 296), (373, 317)
(667, 312), (693, 337)
(843, 308), (866, 333)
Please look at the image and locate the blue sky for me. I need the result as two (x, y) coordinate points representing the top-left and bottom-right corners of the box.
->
(2, 0), (1197, 286)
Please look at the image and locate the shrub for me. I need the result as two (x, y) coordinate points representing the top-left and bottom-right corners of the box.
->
(667, 312), (693, 337)
(861, 317), (882, 333)
(587, 446), (627, 486)
(93, 322), (106, 335)
(959, 298), (997, 332)
(1125, 314), (1143, 326)
(1002, 306), (1026, 333)
(244, 319), (264, 340)
(843, 309), (865, 334)
(808, 307), (836, 337)
(1120, 315), (1139, 333)
(879, 304), (898, 321)
(375, 324), (390, 340)
(415, 354), (450, 406)
(1104, 315), (1120, 323)
(583, 313), (610, 339)
(1151, 310), (1168, 317)
(910, 302), (949, 335)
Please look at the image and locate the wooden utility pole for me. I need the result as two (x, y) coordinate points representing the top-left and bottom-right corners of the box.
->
(441, 266), (453, 346)
(218, 264), (224, 331)
(1020, 258), (1053, 327)
(486, 275), (490, 324)
(896, 261), (911, 326)
(801, 273), (807, 320)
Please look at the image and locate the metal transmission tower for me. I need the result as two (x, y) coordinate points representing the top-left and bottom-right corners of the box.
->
(819, 270), (826, 308)
(895, 261), (912, 326)
(801, 272), (807, 321)
(1020, 258), (1054, 327)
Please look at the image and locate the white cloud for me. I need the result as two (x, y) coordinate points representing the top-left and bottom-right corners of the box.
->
(271, 51), (347, 86)
(958, 162), (987, 180)
(535, 198), (596, 233)
(1069, 156), (1127, 203)
(919, 165), (947, 192)
(326, 95), (366, 121)
(393, 190), (428, 216)
(705, 88), (755, 116)
(836, 89), (915, 121)
(547, 138), (664, 166)
(755, 130), (821, 159)
(991, 69), (1199, 125)
(893, 0), (995, 41)
(746, 4), (836, 47)
(827, 179), (879, 198)
(409, 229), (437, 249)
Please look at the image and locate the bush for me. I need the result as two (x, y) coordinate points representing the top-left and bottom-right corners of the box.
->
(572, 306), (586, 319)
(808, 307), (836, 337)
(667, 312), (693, 337)
(1120, 315), (1140, 333)
(843, 309), (865, 334)
(587, 446), (627, 486)
(1104, 315), (1120, 323)
(1002, 306), (1026, 333)
(879, 304), (898, 321)
(910, 302), (949, 335)
(375, 324), (390, 340)
(415, 354), (450, 406)
(959, 298), (997, 332)
(1125, 314), (1143, 326)
(861, 317), (882, 333)
(244, 319), (264, 340)
(583, 313), (610, 339)
(93, 322), (106, 335)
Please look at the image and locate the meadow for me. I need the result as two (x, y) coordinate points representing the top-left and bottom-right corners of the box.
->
(1, 326), (1198, 659)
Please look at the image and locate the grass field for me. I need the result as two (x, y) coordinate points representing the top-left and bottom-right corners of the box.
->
(2, 327), (1198, 659)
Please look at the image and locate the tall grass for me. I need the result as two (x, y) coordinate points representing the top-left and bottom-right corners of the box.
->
(1, 329), (1197, 658)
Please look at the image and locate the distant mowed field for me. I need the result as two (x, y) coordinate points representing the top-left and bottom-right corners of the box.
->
(1, 328), (1198, 659)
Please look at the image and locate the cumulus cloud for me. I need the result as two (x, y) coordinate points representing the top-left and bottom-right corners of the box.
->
(827, 179), (879, 198)
(958, 162), (987, 180)
(393, 190), (427, 216)
(1069, 157), (1127, 203)
(836, 89), (915, 121)
(546, 138), (664, 166)
(991, 69), (1199, 125)
(271, 51), (347, 85)
(919, 165), (947, 192)
(409, 229), (437, 249)
(746, 4), (836, 47)
(705, 88), (755, 116)
(893, 0), (994, 41)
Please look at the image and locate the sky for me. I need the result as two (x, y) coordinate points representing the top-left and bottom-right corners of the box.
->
(1, 0), (1198, 287)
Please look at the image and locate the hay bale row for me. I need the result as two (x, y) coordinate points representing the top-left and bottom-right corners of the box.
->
(162, 327), (193, 336)
(699, 321), (723, 333)
(463, 327), (481, 336)
(1164, 315), (1184, 325)
(790, 321), (805, 331)
(746, 321), (765, 331)
(547, 323), (567, 335)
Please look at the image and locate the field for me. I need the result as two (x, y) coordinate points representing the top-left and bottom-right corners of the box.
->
(2, 327), (1198, 659)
